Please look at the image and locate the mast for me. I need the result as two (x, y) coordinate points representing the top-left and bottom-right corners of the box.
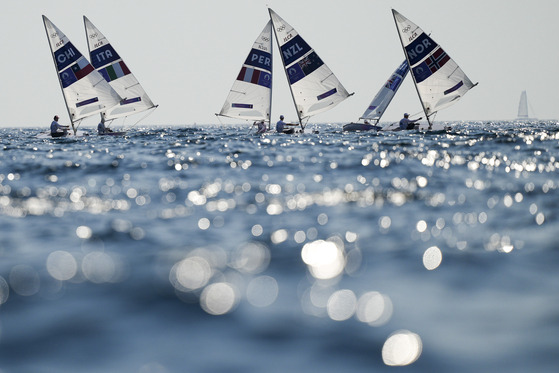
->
(268, 21), (274, 130)
(43, 15), (76, 134)
(269, 8), (304, 131)
(391, 10), (431, 128)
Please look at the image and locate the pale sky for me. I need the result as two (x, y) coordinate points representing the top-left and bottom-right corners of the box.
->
(2, 0), (558, 128)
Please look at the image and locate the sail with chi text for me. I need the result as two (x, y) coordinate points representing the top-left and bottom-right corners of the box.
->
(392, 9), (476, 125)
(43, 15), (121, 130)
(84, 16), (157, 120)
(269, 8), (351, 127)
(218, 21), (273, 123)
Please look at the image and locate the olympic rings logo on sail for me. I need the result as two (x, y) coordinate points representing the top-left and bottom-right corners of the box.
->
(261, 36), (270, 42)
(51, 32), (59, 38)
(89, 33), (98, 39)
(277, 25), (286, 32)
(402, 25), (411, 33)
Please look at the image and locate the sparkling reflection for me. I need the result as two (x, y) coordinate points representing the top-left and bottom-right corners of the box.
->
(246, 275), (278, 307)
(356, 291), (393, 326)
(382, 330), (423, 366)
(423, 246), (443, 270)
(200, 282), (239, 315)
(301, 239), (345, 280)
(327, 289), (357, 321)
(47, 251), (78, 281)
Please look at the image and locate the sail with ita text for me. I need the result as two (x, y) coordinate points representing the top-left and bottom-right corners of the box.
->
(392, 9), (477, 130)
(84, 16), (157, 124)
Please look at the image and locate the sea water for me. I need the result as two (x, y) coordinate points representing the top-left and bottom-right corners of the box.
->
(0, 121), (558, 372)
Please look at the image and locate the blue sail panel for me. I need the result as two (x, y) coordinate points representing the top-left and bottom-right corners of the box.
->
(244, 49), (272, 72)
(54, 42), (82, 71)
(405, 33), (437, 66)
(280, 35), (312, 66)
(90, 44), (121, 69)
(287, 51), (323, 85)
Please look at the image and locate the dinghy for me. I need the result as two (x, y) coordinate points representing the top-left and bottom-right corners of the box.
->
(516, 91), (537, 120)
(343, 60), (409, 131)
(217, 9), (352, 133)
(42, 16), (122, 138)
(217, 21), (274, 132)
(391, 9), (477, 131)
(84, 16), (158, 135)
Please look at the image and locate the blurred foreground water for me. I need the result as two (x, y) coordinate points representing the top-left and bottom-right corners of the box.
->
(0, 121), (558, 372)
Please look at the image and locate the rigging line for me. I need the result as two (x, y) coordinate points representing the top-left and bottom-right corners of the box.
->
(126, 106), (159, 129)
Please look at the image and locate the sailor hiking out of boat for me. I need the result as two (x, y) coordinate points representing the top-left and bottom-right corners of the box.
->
(50, 115), (70, 137)
(399, 113), (422, 130)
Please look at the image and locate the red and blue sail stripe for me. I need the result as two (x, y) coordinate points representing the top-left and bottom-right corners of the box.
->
(59, 56), (94, 88)
(412, 47), (450, 83)
(236, 67), (272, 88)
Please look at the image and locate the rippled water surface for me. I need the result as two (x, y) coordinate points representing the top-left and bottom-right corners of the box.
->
(1, 122), (559, 372)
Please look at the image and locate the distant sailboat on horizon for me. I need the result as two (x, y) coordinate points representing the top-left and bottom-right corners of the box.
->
(516, 90), (537, 120)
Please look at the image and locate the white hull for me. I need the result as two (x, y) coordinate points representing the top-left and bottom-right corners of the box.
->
(381, 122), (450, 132)
(36, 130), (88, 139)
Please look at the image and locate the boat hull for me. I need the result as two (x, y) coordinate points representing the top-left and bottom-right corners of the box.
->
(36, 130), (88, 139)
(343, 122), (382, 131)
(99, 131), (126, 136)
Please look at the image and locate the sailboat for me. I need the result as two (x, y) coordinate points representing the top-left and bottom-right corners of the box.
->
(84, 16), (158, 135)
(516, 91), (537, 120)
(343, 60), (409, 131)
(41, 15), (122, 138)
(217, 21), (273, 129)
(392, 9), (477, 131)
(218, 8), (352, 133)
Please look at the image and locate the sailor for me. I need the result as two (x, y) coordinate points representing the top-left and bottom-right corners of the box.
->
(276, 115), (286, 133)
(254, 120), (267, 134)
(50, 115), (69, 137)
(97, 116), (112, 135)
(399, 113), (422, 130)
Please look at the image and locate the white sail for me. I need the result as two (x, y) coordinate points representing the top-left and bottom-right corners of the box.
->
(361, 60), (409, 123)
(392, 9), (476, 122)
(218, 21), (273, 122)
(269, 8), (351, 123)
(43, 16), (122, 125)
(517, 91), (529, 119)
(84, 16), (156, 120)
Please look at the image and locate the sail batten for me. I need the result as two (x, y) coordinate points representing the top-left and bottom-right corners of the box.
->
(392, 9), (476, 123)
(84, 16), (156, 120)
